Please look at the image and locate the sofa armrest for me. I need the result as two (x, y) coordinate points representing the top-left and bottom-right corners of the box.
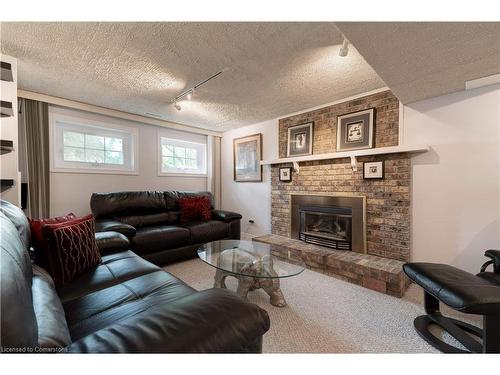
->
(212, 209), (242, 223)
(94, 219), (136, 237)
(95, 231), (130, 255)
(68, 288), (270, 353)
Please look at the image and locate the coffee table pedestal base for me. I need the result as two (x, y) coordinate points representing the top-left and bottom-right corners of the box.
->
(214, 269), (287, 307)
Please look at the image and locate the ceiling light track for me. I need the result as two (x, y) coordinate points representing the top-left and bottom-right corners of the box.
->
(173, 70), (223, 111)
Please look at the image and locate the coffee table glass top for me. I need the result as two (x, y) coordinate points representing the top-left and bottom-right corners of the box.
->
(197, 240), (305, 279)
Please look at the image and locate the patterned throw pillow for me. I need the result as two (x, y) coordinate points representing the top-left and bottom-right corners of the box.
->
(177, 196), (212, 223)
(29, 213), (76, 265)
(41, 214), (101, 286)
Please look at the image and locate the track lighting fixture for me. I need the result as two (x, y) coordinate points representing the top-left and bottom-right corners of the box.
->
(172, 71), (222, 111)
(339, 36), (349, 57)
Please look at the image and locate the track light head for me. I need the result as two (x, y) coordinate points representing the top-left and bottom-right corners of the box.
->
(186, 89), (194, 100)
(339, 37), (349, 57)
(174, 102), (182, 111)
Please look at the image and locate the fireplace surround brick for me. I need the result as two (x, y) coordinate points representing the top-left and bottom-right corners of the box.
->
(267, 90), (412, 296)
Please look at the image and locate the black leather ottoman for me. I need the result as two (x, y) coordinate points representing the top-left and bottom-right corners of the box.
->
(404, 262), (500, 353)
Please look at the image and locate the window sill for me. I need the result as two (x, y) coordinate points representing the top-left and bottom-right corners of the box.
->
(158, 173), (208, 178)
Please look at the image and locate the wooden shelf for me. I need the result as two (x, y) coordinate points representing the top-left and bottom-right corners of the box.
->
(0, 139), (14, 155)
(260, 145), (429, 172)
(1, 179), (14, 192)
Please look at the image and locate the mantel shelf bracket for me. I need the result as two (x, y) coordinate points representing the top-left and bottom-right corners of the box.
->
(350, 155), (358, 172)
(293, 161), (300, 173)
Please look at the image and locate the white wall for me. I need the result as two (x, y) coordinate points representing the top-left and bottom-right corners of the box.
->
(221, 119), (277, 239)
(0, 54), (20, 205)
(221, 85), (500, 273)
(405, 84), (500, 272)
(50, 107), (208, 216)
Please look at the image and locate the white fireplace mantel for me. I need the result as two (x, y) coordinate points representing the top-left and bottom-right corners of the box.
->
(260, 144), (430, 172)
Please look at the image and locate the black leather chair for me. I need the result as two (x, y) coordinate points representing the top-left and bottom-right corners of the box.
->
(403, 251), (500, 353)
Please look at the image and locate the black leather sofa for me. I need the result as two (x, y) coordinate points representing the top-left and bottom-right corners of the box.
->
(91, 191), (242, 265)
(0, 200), (270, 353)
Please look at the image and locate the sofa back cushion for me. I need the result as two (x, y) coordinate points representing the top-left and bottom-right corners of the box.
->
(91, 191), (167, 219)
(0, 203), (39, 351)
(42, 215), (102, 286)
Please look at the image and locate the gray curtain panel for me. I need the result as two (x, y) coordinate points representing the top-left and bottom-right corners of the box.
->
(19, 98), (50, 219)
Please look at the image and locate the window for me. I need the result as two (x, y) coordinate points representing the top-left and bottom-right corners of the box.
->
(51, 112), (137, 174)
(159, 137), (207, 176)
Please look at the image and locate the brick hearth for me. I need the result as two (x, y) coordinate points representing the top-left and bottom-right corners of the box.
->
(254, 234), (411, 298)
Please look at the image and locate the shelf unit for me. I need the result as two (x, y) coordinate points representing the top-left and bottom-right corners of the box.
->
(0, 179), (14, 192)
(260, 144), (430, 172)
(0, 139), (14, 155)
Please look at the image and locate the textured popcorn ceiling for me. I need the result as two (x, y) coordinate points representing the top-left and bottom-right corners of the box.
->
(336, 22), (500, 104)
(0, 22), (385, 132)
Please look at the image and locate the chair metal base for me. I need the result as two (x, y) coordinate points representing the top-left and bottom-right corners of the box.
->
(414, 291), (500, 353)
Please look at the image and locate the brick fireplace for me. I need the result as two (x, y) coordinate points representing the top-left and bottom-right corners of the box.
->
(254, 90), (413, 297)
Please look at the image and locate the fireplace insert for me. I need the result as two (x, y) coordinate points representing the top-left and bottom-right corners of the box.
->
(299, 206), (352, 250)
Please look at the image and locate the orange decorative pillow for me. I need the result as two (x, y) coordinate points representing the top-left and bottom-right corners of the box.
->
(177, 196), (211, 223)
(41, 214), (101, 286)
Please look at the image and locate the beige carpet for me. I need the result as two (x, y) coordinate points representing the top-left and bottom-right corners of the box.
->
(165, 258), (482, 353)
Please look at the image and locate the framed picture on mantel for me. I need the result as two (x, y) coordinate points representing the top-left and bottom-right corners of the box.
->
(337, 108), (375, 152)
(233, 133), (262, 182)
(287, 122), (313, 157)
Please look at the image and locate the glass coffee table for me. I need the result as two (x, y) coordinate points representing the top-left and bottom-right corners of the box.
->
(197, 240), (305, 307)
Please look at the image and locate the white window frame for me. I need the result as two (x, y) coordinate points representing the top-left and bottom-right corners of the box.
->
(50, 111), (139, 175)
(158, 131), (207, 177)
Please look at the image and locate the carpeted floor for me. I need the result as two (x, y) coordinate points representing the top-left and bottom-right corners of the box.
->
(165, 258), (482, 353)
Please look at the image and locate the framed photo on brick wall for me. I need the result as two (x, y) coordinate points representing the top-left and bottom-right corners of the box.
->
(279, 167), (292, 182)
(363, 161), (384, 179)
(336, 108), (375, 152)
(287, 122), (313, 157)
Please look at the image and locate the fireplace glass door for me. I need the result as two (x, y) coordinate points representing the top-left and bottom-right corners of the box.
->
(299, 206), (352, 250)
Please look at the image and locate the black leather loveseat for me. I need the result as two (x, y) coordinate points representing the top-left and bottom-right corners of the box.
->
(91, 191), (242, 265)
(0, 200), (270, 353)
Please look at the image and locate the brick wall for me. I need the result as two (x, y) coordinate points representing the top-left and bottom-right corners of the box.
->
(271, 91), (411, 262)
(278, 90), (399, 157)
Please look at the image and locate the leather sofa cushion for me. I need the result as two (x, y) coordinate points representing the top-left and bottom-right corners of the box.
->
(119, 212), (176, 228)
(131, 226), (190, 255)
(182, 221), (229, 244)
(91, 191), (167, 219)
(0, 199), (32, 252)
(57, 251), (159, 304)
(32, 265), (72, 348)
(63, 269), (196, 341)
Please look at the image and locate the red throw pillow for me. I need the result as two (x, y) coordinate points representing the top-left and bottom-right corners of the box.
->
(29, 213), (77, 264)
(41, 214), (101, 286)
(177, 196), (211, 223)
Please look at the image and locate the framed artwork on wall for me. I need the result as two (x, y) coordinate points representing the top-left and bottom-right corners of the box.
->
(336, 108), (375, 152)
(279, 167), (292, 182)
(233, 133), (262, 182)
(287, 122), (313, 157)
(363, 161), (384, 179)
